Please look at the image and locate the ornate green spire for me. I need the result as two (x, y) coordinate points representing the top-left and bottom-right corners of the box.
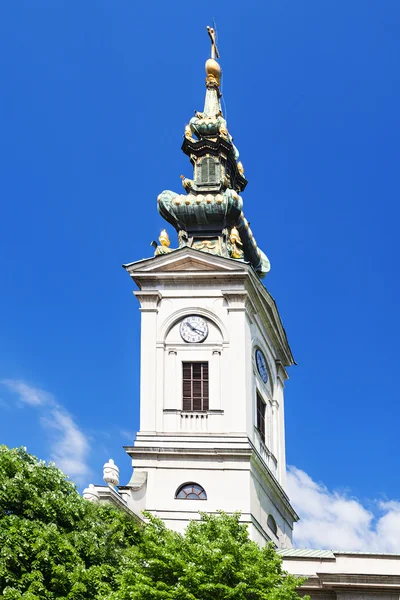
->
(155, 27), (270, 278)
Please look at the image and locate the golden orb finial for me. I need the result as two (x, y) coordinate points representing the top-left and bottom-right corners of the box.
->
(205, 58), (221, 86)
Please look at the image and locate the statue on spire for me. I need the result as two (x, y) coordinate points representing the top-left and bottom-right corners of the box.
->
(207, 25), (220, 60)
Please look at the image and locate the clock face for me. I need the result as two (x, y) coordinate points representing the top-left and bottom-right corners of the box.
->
(180, 315), (209, 343)
(256, 349), (268, 383)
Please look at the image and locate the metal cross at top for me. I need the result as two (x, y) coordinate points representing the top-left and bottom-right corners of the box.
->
(207, 25), (220, 60)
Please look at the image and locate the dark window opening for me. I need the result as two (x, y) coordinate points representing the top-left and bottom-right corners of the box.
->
(183, 362), (209, 411)
(256, 391), (266, 443)
(267, 514), (278, 536)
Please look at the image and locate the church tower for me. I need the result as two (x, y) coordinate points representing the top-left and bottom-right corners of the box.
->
(85, 27), (298, 548)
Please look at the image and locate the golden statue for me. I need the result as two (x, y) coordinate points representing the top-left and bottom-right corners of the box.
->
(151, 229), (173, 256)
(184, 124), (195, 141)
(229, 226), (244, 259)
(159, 229), (170, 246)
(219, 123), (229, 139)
(180, 174), (194, 191)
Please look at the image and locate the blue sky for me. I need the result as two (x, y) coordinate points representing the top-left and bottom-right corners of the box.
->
(1, 1), (400, 550)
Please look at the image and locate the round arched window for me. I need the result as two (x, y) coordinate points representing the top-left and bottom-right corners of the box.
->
(267, 514), (278, 536)
(175, 482), (207, 500)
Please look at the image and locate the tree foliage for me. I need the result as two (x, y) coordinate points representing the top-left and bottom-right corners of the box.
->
(0, 446), (139, 599)
(109, 512), (305, 600)
(0, 446), (306, 600)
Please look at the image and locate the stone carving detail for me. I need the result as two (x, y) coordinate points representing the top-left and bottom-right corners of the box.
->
(103, 458), (119, 487)
(82, 483), (100, 503)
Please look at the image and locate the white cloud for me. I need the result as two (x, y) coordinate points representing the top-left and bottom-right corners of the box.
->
(1, 379), (91, 483)
(288, 466), (400, 552)
(1, 379), (52, 406)
(41, 408), (90, 480)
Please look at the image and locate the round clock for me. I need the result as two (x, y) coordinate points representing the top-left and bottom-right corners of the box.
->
(180, 315), (209, 343)
(255, 349), (269, 383)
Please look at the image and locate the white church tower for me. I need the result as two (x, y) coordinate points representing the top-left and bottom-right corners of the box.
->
(85, 27), (298, 548)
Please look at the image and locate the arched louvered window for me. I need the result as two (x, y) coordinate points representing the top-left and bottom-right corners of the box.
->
(267, 514), (278, 536)
(196, 156), (220, 185)
(175, 482), (207, 500)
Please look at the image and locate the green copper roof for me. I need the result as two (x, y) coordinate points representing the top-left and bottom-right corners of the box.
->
(278, 548), (335, 559)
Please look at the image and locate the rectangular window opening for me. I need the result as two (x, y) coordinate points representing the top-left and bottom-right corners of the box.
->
(256, 391), (266, 444)
(182, 362), (209, 411)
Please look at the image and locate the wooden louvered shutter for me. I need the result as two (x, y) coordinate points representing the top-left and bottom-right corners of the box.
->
(256, 392), (266, 443)
(202, 363), (209, 410)
(182, 362), (209, 411)
(182, 363), (193, 411)
(200, 159), (208, 184)
(207, 158), (216, 182)
(197, 157), (218, 185)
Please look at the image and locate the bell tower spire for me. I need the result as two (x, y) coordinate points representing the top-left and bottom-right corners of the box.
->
(120, 27), (298, 548)
(156, 27), (271, 277)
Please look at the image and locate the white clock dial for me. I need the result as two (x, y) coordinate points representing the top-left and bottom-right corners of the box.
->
(180, 315), (208, 343)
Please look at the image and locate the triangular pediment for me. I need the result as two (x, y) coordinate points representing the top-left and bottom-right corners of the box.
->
(123, 247), (249, 275)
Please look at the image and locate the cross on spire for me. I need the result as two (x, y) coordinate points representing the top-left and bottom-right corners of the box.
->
(207, 25), (220, 60)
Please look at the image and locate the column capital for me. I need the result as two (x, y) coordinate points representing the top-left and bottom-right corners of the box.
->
(134, 291), (162, 312)
(222, 290), (248, 312)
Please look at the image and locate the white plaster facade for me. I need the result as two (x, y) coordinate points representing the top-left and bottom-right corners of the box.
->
(280, 549), (400, 599)
(118, 247), (298, 547)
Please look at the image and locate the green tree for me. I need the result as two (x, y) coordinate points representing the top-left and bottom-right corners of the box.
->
(110, 512), (306, 600)
(0, 446), (306, 600)
(0, 446), (140, 600)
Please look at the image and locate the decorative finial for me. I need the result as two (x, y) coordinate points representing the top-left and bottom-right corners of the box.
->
(83, 483), (100, 503)
(103, 458), (119, 487)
